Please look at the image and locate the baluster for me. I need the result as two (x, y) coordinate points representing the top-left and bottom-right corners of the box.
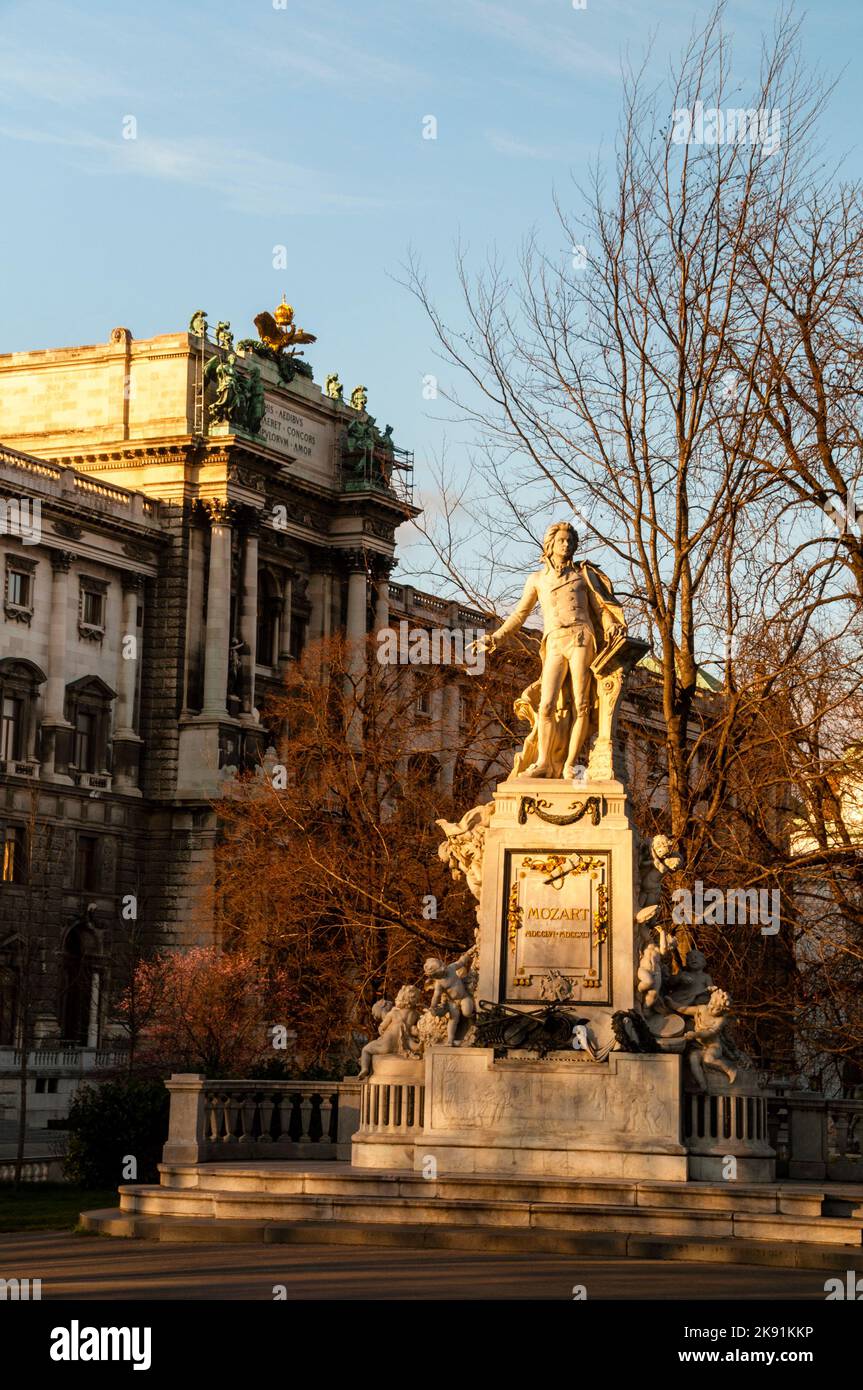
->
(222, 1090), (240, 1144)
(237, 1090), (256, 1143)
(298, 1091), (313, 1143)
(318, 1092), (334, 1145)
(258, 1092), (275, 1143)
(833, 1106), (850, 1159)
(206, 1093), (220, 1144)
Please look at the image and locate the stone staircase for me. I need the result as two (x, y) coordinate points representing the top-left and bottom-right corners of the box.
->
(80, 1162), (863, 1270)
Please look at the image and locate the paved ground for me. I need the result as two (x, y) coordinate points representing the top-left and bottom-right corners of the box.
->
(0, 1230), (836, 1299)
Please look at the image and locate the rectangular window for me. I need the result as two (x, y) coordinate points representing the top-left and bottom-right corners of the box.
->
(74, 710), (96, 771)
(75, 835), (98, 892)
(415, 685), (432, 716)
(7, 570), (31, 607)
(0, 696), (23, 760)
(1, 827), (26, 885)
(82, 589), (104, 626)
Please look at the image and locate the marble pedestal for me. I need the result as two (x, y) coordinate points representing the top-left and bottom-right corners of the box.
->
(413, 1045), (688, 1180)
(475, 778), (639, 1053)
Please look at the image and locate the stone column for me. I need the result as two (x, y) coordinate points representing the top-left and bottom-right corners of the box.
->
(42, 550), (75, 777)
(238, 512), (260, 718)
(440, 680), (461, 792)
(182, 515), (207, 715)
(345, 552), (368, 647)
(114, 575), (142, 734)
(201, 503), (233, 718)
(113, 574), (144, 790)
(344, 550), (368, 745)
(374, 557), (393, 632)
(278, 570), (294, 662)
(87, 969), (101, 1049)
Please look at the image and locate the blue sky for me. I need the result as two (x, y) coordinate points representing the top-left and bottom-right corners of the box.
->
(2, 0), (862, 582)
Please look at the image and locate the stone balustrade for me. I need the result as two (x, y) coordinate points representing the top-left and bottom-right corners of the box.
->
(684, 1080), (774, 1181)
(0, 1046), (130, 1072)
(0, 1157), (64, 1183)
(163, 1075), (362, 1164)
(767, 1092), (863, 1181)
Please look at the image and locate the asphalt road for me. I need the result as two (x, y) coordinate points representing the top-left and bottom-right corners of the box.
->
(0, 1231), (836, 1300)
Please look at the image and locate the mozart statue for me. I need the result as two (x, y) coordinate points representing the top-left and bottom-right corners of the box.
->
(475, 521), (644, 781)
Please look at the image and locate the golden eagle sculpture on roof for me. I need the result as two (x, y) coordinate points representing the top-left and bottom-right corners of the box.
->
(253, 296), (317, 356)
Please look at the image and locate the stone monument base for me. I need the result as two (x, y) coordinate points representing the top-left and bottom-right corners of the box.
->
(414, 1046), (688, 1181)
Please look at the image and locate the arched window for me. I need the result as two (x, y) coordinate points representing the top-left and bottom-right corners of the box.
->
(0, 658), (46, 768)
(256, 569), (281, 668)
(59, 918), (100, 1045)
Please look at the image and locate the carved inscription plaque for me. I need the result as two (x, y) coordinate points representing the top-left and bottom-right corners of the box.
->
(502, 848), (610, 1004)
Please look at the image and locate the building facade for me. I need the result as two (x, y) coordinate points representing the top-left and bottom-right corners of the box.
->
(0, 315), (413, 1051)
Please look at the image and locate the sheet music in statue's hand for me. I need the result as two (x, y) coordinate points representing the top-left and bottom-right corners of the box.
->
(591, 632), (650, 678)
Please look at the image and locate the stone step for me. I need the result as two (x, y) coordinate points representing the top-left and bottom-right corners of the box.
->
(159, 1162), (860, 1220)
(79, 1207), (863, 1272)
(115, 1181), (863, 1246)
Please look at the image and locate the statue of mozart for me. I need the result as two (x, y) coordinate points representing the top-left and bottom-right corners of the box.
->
(475, 520), (641, 780)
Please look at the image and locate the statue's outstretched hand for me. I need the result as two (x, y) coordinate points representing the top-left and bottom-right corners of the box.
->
(468, 633), (496, 658)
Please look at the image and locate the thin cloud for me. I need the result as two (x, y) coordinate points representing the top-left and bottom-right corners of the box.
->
(459, 0), (619, 80)
(486, 129), (558, 160)
(0, 125), (390, 214)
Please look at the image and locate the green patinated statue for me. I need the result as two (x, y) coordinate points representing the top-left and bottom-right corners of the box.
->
(203, 352), (247, 427)
(215, 320), (234, 351)
(189, 309), (208, 338)
(244, 365), (266, 434)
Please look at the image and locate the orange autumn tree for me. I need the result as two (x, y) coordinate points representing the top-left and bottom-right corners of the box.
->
(213, 632), (525, 1069)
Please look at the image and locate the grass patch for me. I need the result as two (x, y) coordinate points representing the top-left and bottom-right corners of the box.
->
(0, 1184), (118, 1233)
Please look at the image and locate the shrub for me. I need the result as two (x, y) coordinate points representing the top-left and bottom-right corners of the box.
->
(63, 1079), (170, 1189)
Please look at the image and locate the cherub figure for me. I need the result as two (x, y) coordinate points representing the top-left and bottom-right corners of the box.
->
(357, 985), (423, 1079)
(666, 948), (713, 1009)
(636, 941), (665, 1010)
(325, 373), (344, 401)
(424, 948), (477, 1045)
(675, 987), (741, 1088)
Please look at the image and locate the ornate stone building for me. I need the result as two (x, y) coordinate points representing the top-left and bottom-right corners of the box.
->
(0, 316), (414, 1048)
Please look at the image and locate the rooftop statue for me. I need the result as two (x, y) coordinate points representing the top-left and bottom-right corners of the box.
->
(325, 372), (344, 401)
(254, 296), (317, 357)
(473, 521), (645, 780)
(189, 309), (208, 338)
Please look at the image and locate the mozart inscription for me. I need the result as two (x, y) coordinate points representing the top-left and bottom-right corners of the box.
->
(503, 848), (609, 1002)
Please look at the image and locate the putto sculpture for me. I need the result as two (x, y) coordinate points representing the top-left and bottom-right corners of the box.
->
(472, 521), (632, 780)
(424, 947), (478, 1045)
(357, 985), (424, 1079)
(674, 987), (744, 1087)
